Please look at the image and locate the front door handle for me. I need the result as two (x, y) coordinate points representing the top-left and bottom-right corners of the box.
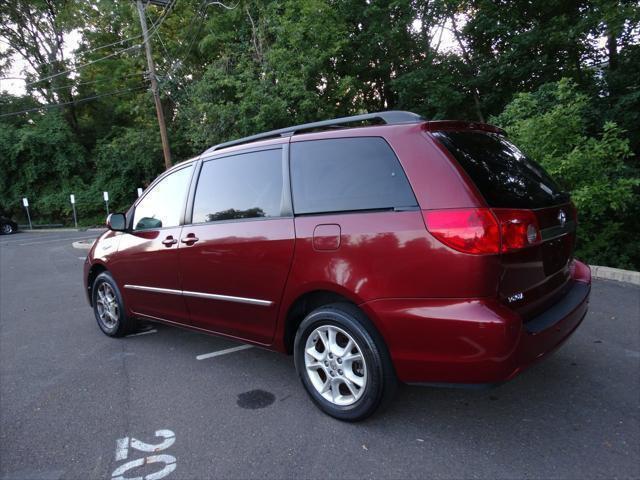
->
(181, 233), (199, 245)
(162, 236), (178, 246)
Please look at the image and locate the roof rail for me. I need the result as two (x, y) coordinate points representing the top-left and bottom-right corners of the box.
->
(204, 110), (424, 153)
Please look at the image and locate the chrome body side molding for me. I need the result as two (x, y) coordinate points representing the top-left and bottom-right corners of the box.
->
(124, 284), (273, 307)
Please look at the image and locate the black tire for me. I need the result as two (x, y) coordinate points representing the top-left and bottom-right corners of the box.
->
(294, 302), (397, 422)
(1, 223), (13, 235)
(92, 271), (136, 337)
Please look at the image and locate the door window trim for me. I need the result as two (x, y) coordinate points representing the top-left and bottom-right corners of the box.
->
(128, 162), (197, 232)
(289, 136), (419, 216)
(184, 145), (293, 227)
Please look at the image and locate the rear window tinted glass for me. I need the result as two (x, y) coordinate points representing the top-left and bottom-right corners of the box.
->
(192, 148), (283, 223)
(433, 131), (569, 208)
(290, 137), (417, 214)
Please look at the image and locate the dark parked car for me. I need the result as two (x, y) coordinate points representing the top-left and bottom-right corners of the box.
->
(0, 215), (18, 235)
(84, 111), (591, 421)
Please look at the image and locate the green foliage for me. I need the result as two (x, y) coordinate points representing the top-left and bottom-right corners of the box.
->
(0, 110), (87, 223)
(493, 80), (640, 268)
(0, 0), (638, 268)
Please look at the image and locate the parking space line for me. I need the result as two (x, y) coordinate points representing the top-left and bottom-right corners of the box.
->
(196, 344), (253, 360)
(0, 234), (89, 246)
(12, 236), (98, 247)
(126, 329), (158, 337)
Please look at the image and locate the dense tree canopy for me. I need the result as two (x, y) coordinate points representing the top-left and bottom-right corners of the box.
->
(1, 0), (639, 267)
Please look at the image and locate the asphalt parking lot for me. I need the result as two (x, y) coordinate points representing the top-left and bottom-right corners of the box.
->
(1, 230), (639, 480)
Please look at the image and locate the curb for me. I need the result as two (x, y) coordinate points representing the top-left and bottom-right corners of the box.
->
(590, 265), (640, 286)
(72, 239), (95, 250)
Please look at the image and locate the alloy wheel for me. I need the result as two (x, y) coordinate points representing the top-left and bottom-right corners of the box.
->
(96, 282), (119, 330)
(304, 325), (367, 406)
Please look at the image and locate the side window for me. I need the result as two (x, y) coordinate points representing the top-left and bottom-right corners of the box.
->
(290, 137), (417, 215)
(133, 165), (193, 230)
(192, 148), (283, 223)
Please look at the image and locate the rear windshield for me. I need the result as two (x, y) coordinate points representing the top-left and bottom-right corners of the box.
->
(433, 131), (569, 208)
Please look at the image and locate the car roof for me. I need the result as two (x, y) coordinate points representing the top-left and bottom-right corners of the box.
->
(169, 113), (505, 170)
(203, 111), (424, 155)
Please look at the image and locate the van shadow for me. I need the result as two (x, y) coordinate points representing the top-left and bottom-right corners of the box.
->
(143, 321), (603, 441)
(369, 348), (600, 436)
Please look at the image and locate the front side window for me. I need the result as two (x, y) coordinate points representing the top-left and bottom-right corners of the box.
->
(290, 137), (417, 215)
(192, 148), (283, 223)
(133, 165), (193, 230)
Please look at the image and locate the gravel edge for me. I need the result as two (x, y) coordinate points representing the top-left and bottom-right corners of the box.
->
(590, 265), (640, 286)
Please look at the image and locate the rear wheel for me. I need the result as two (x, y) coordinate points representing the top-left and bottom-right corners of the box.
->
(92, 272), (136, 337)
(294, 303), (397, 421)
(1, 223), (13, 234)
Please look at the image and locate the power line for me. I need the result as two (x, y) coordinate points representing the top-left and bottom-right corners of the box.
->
(0, 0), (177, 87)
(154, 0), (236, 123)
(0, 86), (147, 118)
(47, 72), (148, 91)
(73, 1), (176, 61)
(162, 0), (210, 78)
(168, 0), (238, 77)
(19, 45), (142, 88)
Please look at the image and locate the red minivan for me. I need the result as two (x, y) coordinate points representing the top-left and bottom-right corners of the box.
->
(84, 111), (591, 421)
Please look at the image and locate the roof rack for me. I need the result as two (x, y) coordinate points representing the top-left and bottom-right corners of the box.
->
(204, 110), (424, 153)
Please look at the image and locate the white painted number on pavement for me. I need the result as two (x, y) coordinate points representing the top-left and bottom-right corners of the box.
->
(111, 429), (176, 480)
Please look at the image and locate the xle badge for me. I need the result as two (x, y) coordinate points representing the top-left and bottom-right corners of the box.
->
(507, 292), (524, 303)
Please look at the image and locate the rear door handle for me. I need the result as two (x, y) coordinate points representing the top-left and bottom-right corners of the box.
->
(162, 236), (178, 246)
(181, 234), (199, 245)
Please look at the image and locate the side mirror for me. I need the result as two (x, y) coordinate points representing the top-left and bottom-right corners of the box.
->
(106, 213), (127, 232)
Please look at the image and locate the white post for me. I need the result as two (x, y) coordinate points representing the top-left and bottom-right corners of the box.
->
(70, 194), (78, 229)
(22, 197), (32, 230)
(103, 191), (110, 216)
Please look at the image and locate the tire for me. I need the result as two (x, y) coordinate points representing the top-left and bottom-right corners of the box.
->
(92, 271), (136, 337)
(294, 302), (397, 422)
(1, 223), (13, 235)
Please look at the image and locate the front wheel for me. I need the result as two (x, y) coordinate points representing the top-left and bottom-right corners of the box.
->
(92, 272), (136, 337)
(294, 303), (397, 421)
(1, 223), (13, 234)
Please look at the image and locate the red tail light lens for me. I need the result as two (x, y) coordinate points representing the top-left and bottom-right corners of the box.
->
(424, 208), (541, 255)
(493, 209), (541, 252)
(424, 208), (500, 254)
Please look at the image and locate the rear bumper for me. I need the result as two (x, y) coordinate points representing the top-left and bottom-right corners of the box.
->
(361, 260), (591, 385)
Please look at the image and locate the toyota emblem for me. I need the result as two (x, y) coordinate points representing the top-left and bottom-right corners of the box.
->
(558, 209), (567, 227)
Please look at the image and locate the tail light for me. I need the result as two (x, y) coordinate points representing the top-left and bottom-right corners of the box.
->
(424, 208), (541, 255)
(492, 209), (541, 252)
(423, 209), (500, 254)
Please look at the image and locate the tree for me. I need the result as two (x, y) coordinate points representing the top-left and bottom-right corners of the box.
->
(0, 0), (82, 129)
(493, 79), (640, 268)
(0, 0), (638, 269)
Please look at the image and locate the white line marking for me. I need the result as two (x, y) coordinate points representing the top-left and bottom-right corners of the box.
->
(15, 236), (98, 246)
(0, 235), (91, 246)
(126, 328), (158, 337)
(196, 344), (253, 360)
(115, 437), (129, 461)
(111, 430), (177, 480)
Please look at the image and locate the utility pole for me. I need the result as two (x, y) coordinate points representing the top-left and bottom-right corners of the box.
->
(136, 0), (172, 170)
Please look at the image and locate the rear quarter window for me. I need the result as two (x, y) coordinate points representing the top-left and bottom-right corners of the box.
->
(290, 137), (417, 215)
(433, 131), (570, 209)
